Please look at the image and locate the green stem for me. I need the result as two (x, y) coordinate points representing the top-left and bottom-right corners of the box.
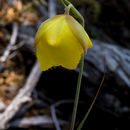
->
(59, 0), (84, 26)
(59, 0), (67, 7)
(59, 1), (85, 130)
(70, 54), (84, 130)
(64, 4), (72, 15)
(77, 76), (105, 130)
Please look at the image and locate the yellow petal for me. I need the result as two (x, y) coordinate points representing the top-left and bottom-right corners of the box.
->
(34, 15), (63, 47)
(65, 15), (93, 53)
(35, 15), (84, 71)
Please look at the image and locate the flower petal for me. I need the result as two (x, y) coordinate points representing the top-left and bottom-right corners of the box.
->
(65, 15), (93, 53)
(34, 15), (64, 47)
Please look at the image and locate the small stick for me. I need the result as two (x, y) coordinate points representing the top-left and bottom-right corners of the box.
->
(0, 62), (42, 129)
(0, 23), (18, 72)
(0, 23), (18, 63)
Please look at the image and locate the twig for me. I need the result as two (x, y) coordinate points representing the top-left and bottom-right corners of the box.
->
(9, 116), (65, 128)
(51, 106), (61, 130)
(0, 101), (6, 112)
(53, 100), (74, 107)
(50, 100), (73, 130)
(0, 23), (18, 72)
(0, 23), (18, 63)
(12, 41), (25, 51)
(8, 51), (18, 60)
(0, 62), (42, 129)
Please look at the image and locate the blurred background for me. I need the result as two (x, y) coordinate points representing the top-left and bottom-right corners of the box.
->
(0, 0), (130, 130)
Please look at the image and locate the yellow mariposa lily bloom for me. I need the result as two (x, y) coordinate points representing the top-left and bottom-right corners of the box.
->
(34, 14), (92, 71)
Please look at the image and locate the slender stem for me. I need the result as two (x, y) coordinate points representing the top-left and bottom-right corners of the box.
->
(77, 75), (105, 130)
(59, 0), (67, 7)
(70, 55), (84, 130)
(64, 4), (72, 15)
(60, 0), (84, 25)
(59, 0), (85, 130)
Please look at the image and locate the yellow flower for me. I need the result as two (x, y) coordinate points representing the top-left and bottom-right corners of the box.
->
(34, 14), (92, 71)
